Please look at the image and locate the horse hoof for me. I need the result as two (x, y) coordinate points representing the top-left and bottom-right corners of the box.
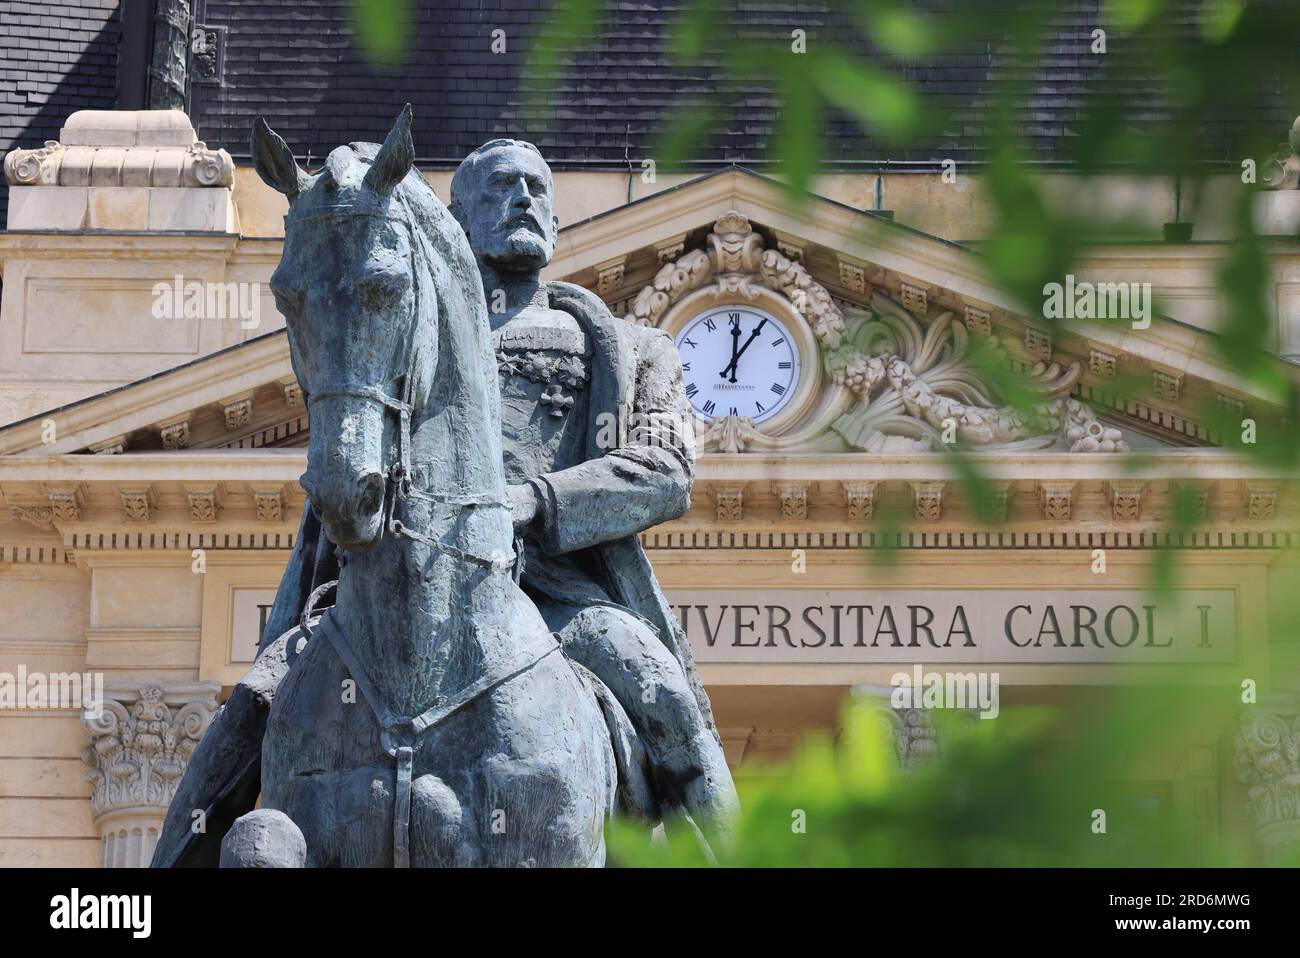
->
(220, 809), (307, 868)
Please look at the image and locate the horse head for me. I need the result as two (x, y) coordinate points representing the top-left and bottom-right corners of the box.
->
(253, 106), (435, 551)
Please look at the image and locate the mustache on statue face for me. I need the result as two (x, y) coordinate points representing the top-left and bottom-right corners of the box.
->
(498, 211), (543, 235)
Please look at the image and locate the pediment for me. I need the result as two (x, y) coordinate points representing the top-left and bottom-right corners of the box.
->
(547, 168), (1287, 455)
(0, 330), (303, 457)
(0, 168), (1289, 462)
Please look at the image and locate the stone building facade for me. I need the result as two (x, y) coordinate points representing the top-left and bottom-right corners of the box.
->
(0, 3), (1298, 867)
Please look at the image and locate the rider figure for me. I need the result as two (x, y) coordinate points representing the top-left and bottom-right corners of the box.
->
(447, 138), (738, 829)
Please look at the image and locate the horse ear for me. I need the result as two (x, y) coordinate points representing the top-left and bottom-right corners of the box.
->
(365, 103), (415, 194)
(250, 117), (307, 199)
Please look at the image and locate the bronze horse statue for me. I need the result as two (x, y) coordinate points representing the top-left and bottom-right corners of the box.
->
(222, 107), (619, 866)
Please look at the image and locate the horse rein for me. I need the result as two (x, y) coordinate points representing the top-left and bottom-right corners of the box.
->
(286, 196), (552, 867)
(292, 202), (520, 579)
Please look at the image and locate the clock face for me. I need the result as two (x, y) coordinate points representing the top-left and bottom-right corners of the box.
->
(674, 305), (801, 424)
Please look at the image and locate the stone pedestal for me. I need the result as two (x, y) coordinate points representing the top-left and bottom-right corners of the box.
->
(1235, 691), (1300, 863)
(82, 682), (221, 868)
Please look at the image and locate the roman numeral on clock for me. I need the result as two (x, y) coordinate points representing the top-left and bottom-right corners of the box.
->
(704, 317), (716, 332)
(702, 400), (715, 415)
(685, 383), (698, 398)
(771, 337), (785, 347)
(771, 383), (786, 395)
(778, 361), (792, 369)
(755, 401), (766, 414)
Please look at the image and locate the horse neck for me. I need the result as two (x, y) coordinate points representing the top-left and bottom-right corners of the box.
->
(333, 221), (518, 714)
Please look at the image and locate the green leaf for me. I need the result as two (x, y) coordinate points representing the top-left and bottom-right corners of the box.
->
(351, 0), (413, 65)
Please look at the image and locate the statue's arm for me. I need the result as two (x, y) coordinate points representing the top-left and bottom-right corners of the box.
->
(529, 327), (695, 555)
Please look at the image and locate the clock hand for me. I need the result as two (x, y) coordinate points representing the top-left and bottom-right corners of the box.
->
(720, 325), (741, 380)
(722, 319), (767, 383)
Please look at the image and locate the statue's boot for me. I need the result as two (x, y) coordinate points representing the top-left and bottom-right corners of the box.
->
(220, 809), (307, 868)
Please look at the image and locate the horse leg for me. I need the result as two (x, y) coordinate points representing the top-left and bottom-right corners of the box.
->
(409, 773), (479, 867)
(219, 809), (306, 868)
(551, 605), (739, 840)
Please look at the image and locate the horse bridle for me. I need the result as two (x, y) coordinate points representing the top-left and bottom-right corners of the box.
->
(289, 203), (520, 579)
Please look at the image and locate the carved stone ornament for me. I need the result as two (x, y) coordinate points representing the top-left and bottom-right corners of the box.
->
(843, 481), (878, 521)
(1107, 481), (1144, 521)
(83, 684), (220, 868)
(1153, 369), (1183, 403)
(119, 485), (157, 522)
(8, 504), (54, 530)
(1247, 486), (1278, 520)
(899, 282), (927, 317)
(627, 211), (1125, 456)
(715, 486), (745, 522)
(776, 482), (809, 520)
(623, 210), (847, 349)
(1235, 694), (1300, 861)
(158, 417), (191, 450)
(221, 396), (254, 430)
(3, 111), (235, 188)
(47, 484), (86, 521)
(911, 481), (944, 521)
(254, 486), (285, 522)
(186, 485), (223, 523)
(963, 304), (992, 338)
(1260, 117), (1300, 190)
(1089, 349), (1117, 377)
(1040, 481), (1075, 520)
(282, 379), (304, 409)
(83, 686), (219, 817)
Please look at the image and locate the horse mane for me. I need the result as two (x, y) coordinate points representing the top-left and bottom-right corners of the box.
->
(315, 140), (506, 501)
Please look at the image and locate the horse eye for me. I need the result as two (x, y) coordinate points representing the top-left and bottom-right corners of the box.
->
(357, 272), (408, 305)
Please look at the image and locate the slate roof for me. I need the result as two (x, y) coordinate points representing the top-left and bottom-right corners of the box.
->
(0, 0), (1295, 229)
(0, 0), (120, 222)
(190, 0), (1295, 170)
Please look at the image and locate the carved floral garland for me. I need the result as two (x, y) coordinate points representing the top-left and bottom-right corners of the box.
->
(623, 211), (1125, 455)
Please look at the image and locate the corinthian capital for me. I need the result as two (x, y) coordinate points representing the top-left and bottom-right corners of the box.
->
(1235, 693), (1300, 861)
(82, 683), (221, 867)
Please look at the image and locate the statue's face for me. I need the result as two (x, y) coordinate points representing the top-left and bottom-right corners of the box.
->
(455, 146), (558, 273)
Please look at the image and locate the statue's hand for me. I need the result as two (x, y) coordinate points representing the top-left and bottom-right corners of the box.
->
(508, 483), (540, 534)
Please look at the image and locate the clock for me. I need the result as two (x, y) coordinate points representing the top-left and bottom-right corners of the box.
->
(674, 304), (801, 424)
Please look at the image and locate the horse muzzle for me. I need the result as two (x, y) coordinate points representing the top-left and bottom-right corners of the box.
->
(303, 467), (387, 551)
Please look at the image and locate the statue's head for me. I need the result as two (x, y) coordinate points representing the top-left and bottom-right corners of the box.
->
(450, 139), (557, 275)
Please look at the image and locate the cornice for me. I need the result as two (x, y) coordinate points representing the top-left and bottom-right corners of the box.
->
(0, 333), (293, 456)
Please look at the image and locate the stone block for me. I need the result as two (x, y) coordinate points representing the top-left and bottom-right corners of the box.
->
(147, 187), (236, 232)
(87, 187), (149, 230)
(6, 185), (87, 230)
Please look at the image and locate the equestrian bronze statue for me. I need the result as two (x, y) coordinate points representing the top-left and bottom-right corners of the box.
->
(152, 107), (737, 868)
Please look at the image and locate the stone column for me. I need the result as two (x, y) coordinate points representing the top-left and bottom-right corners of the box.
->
(82, 683), (221, 868)
(1235, 691), (1300, 863)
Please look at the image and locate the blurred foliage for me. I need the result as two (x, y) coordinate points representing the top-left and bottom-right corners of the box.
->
(351, 0), (415, 65)
(609, 687), (1291, 867)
